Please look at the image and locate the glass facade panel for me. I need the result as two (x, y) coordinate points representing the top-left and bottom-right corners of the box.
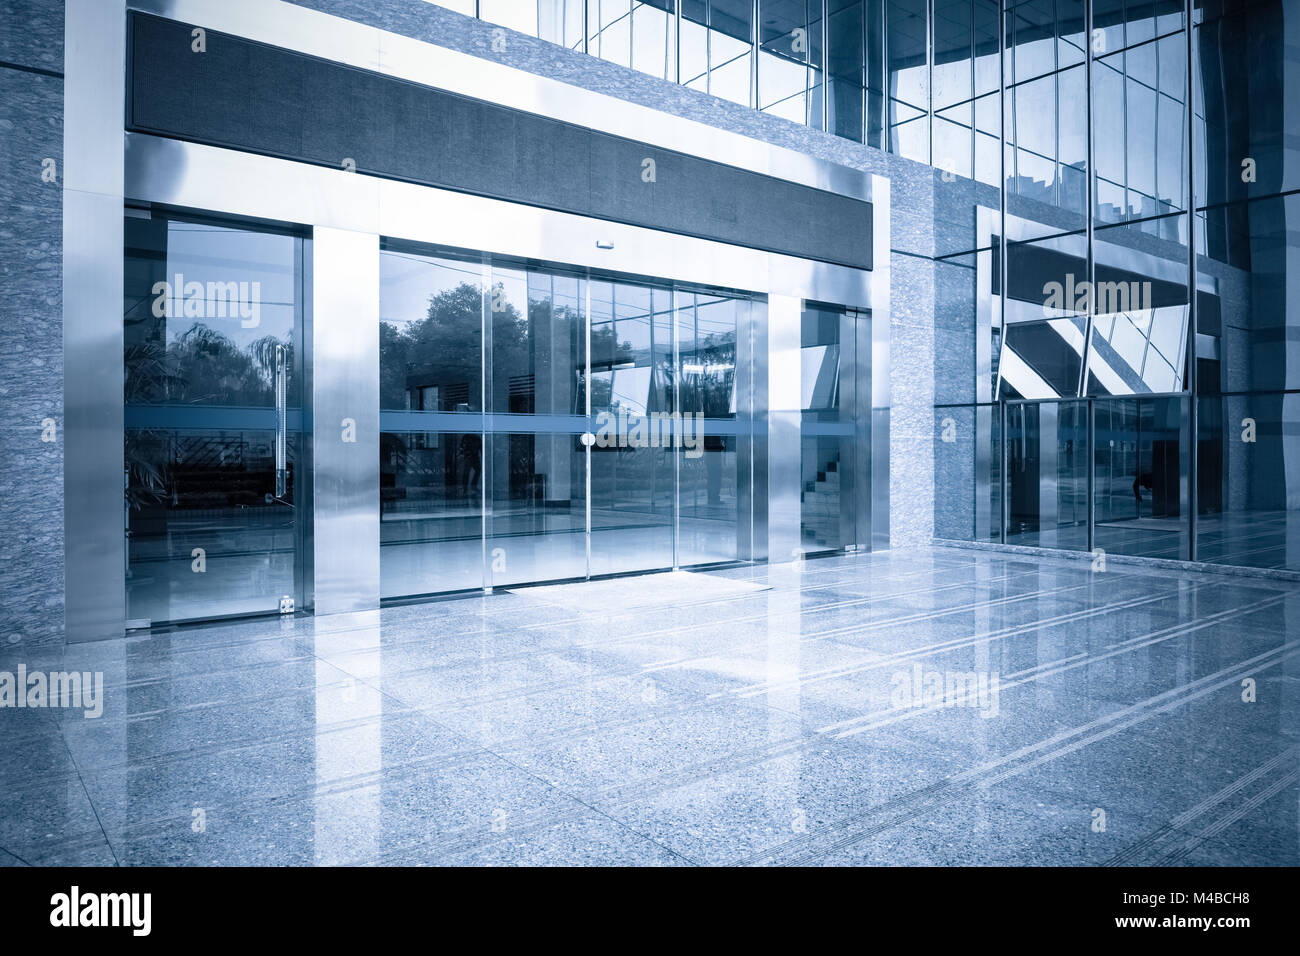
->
(828, 0), (867, 141)
(888, 0), (930, 162)
(589, 0), (633, 67)
(759, 0), (813, 122)
(631, 0), (677, 80)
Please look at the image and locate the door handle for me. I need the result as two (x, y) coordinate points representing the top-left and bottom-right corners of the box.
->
(274, 343), (287, 500)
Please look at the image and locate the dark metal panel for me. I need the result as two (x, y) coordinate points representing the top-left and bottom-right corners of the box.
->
(126, 12), (872, 270)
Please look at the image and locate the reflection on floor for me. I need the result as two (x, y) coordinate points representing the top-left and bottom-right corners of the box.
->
(1008, 510), (1300, 569)
(2, 546), (1296, 866)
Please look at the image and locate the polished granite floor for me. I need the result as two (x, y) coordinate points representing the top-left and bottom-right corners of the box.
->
(2, 546), (1296, 866)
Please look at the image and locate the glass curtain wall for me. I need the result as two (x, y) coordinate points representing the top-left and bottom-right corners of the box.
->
(435, 0), (1299, 572)
(379, 242), (757, 598)
(1192, 0), (1300, 571)
(950, 0), (1297, 572)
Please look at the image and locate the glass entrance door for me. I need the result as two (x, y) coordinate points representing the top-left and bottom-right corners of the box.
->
(585, 278), (676, 577)
(124, 213), (304, 625)
(378, 243), (758, 597)
(799, 303), (871, 553)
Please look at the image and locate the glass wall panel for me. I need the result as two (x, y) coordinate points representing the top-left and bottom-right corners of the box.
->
(1197, 393), (1300, 570)
(999, 230), (1089, 399)
(828, 0), (867, 141)
(1005, 400), (1088, 549)
(631, 0), (677, 81)
(888, 0), (930, 162)
(124, 215), (302, 625)
(1193, 0), (1299, 570)
(759, 0), (813, 124)
(480, 0), (539, 36)
(681, 0), (710, 90)
(588, 0), (633, 67)
(1093, 395), (1189, 560)
(1005, 0), (1085, 87)
(1086, 215), (1190, 396)
(708, 0), (755, 106)
(379, 247), (485, 598)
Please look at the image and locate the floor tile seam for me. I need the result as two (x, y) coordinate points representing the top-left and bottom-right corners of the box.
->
(392, 575), (1111, 710)
(738, 644), (1300, 865)
(354, 734), (819, 865)
(1102, 747), (1300, 865)
(55, 718), (121, 867)
(0, 844), (34, 866)
(736, 582), (1224, 705)
(43, 704), (464, 781)
(1146, 768), (1300, 867)
(64, 667), (386, 723)
(354, 740), (707, 867)
(630, 569), (1066, 667)
(54, 744), (500, 851)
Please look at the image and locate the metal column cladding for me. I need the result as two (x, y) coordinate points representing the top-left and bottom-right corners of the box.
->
(311, 228), (381, 615)
(64, 0), (127, 642)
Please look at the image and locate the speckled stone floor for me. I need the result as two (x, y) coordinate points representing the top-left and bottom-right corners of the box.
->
(1, 546), (1296, 866)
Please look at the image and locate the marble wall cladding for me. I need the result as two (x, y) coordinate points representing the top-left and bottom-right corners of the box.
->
(887, 251), (937, 547)
(287, 0), (944, 553)
(0, 0), (63, 74)
(0, 1), (64, 646)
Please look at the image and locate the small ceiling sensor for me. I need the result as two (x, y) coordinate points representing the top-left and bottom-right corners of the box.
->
(596, 240), (615, 250)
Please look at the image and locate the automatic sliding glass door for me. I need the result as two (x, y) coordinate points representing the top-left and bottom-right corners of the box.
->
(377, 242), (757, 598)
(486, 262), (589, 587)
(675, 290), (746, 567)
(378, 249), (486, 597)
(586, 279), (676, 577)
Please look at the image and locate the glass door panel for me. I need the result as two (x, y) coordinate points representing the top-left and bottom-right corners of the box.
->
(123, 214), (302, 625)
(1093, 396), (1188, 560)
(378, 244), (763, 596)
(676, 290), (743, 566)
(586, 279), (676, 576)
(486, 265), (589, 587)
(1005, 400), (1088, 550)
(799, 303), (856, 552)
(378, 248), (485, 597)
